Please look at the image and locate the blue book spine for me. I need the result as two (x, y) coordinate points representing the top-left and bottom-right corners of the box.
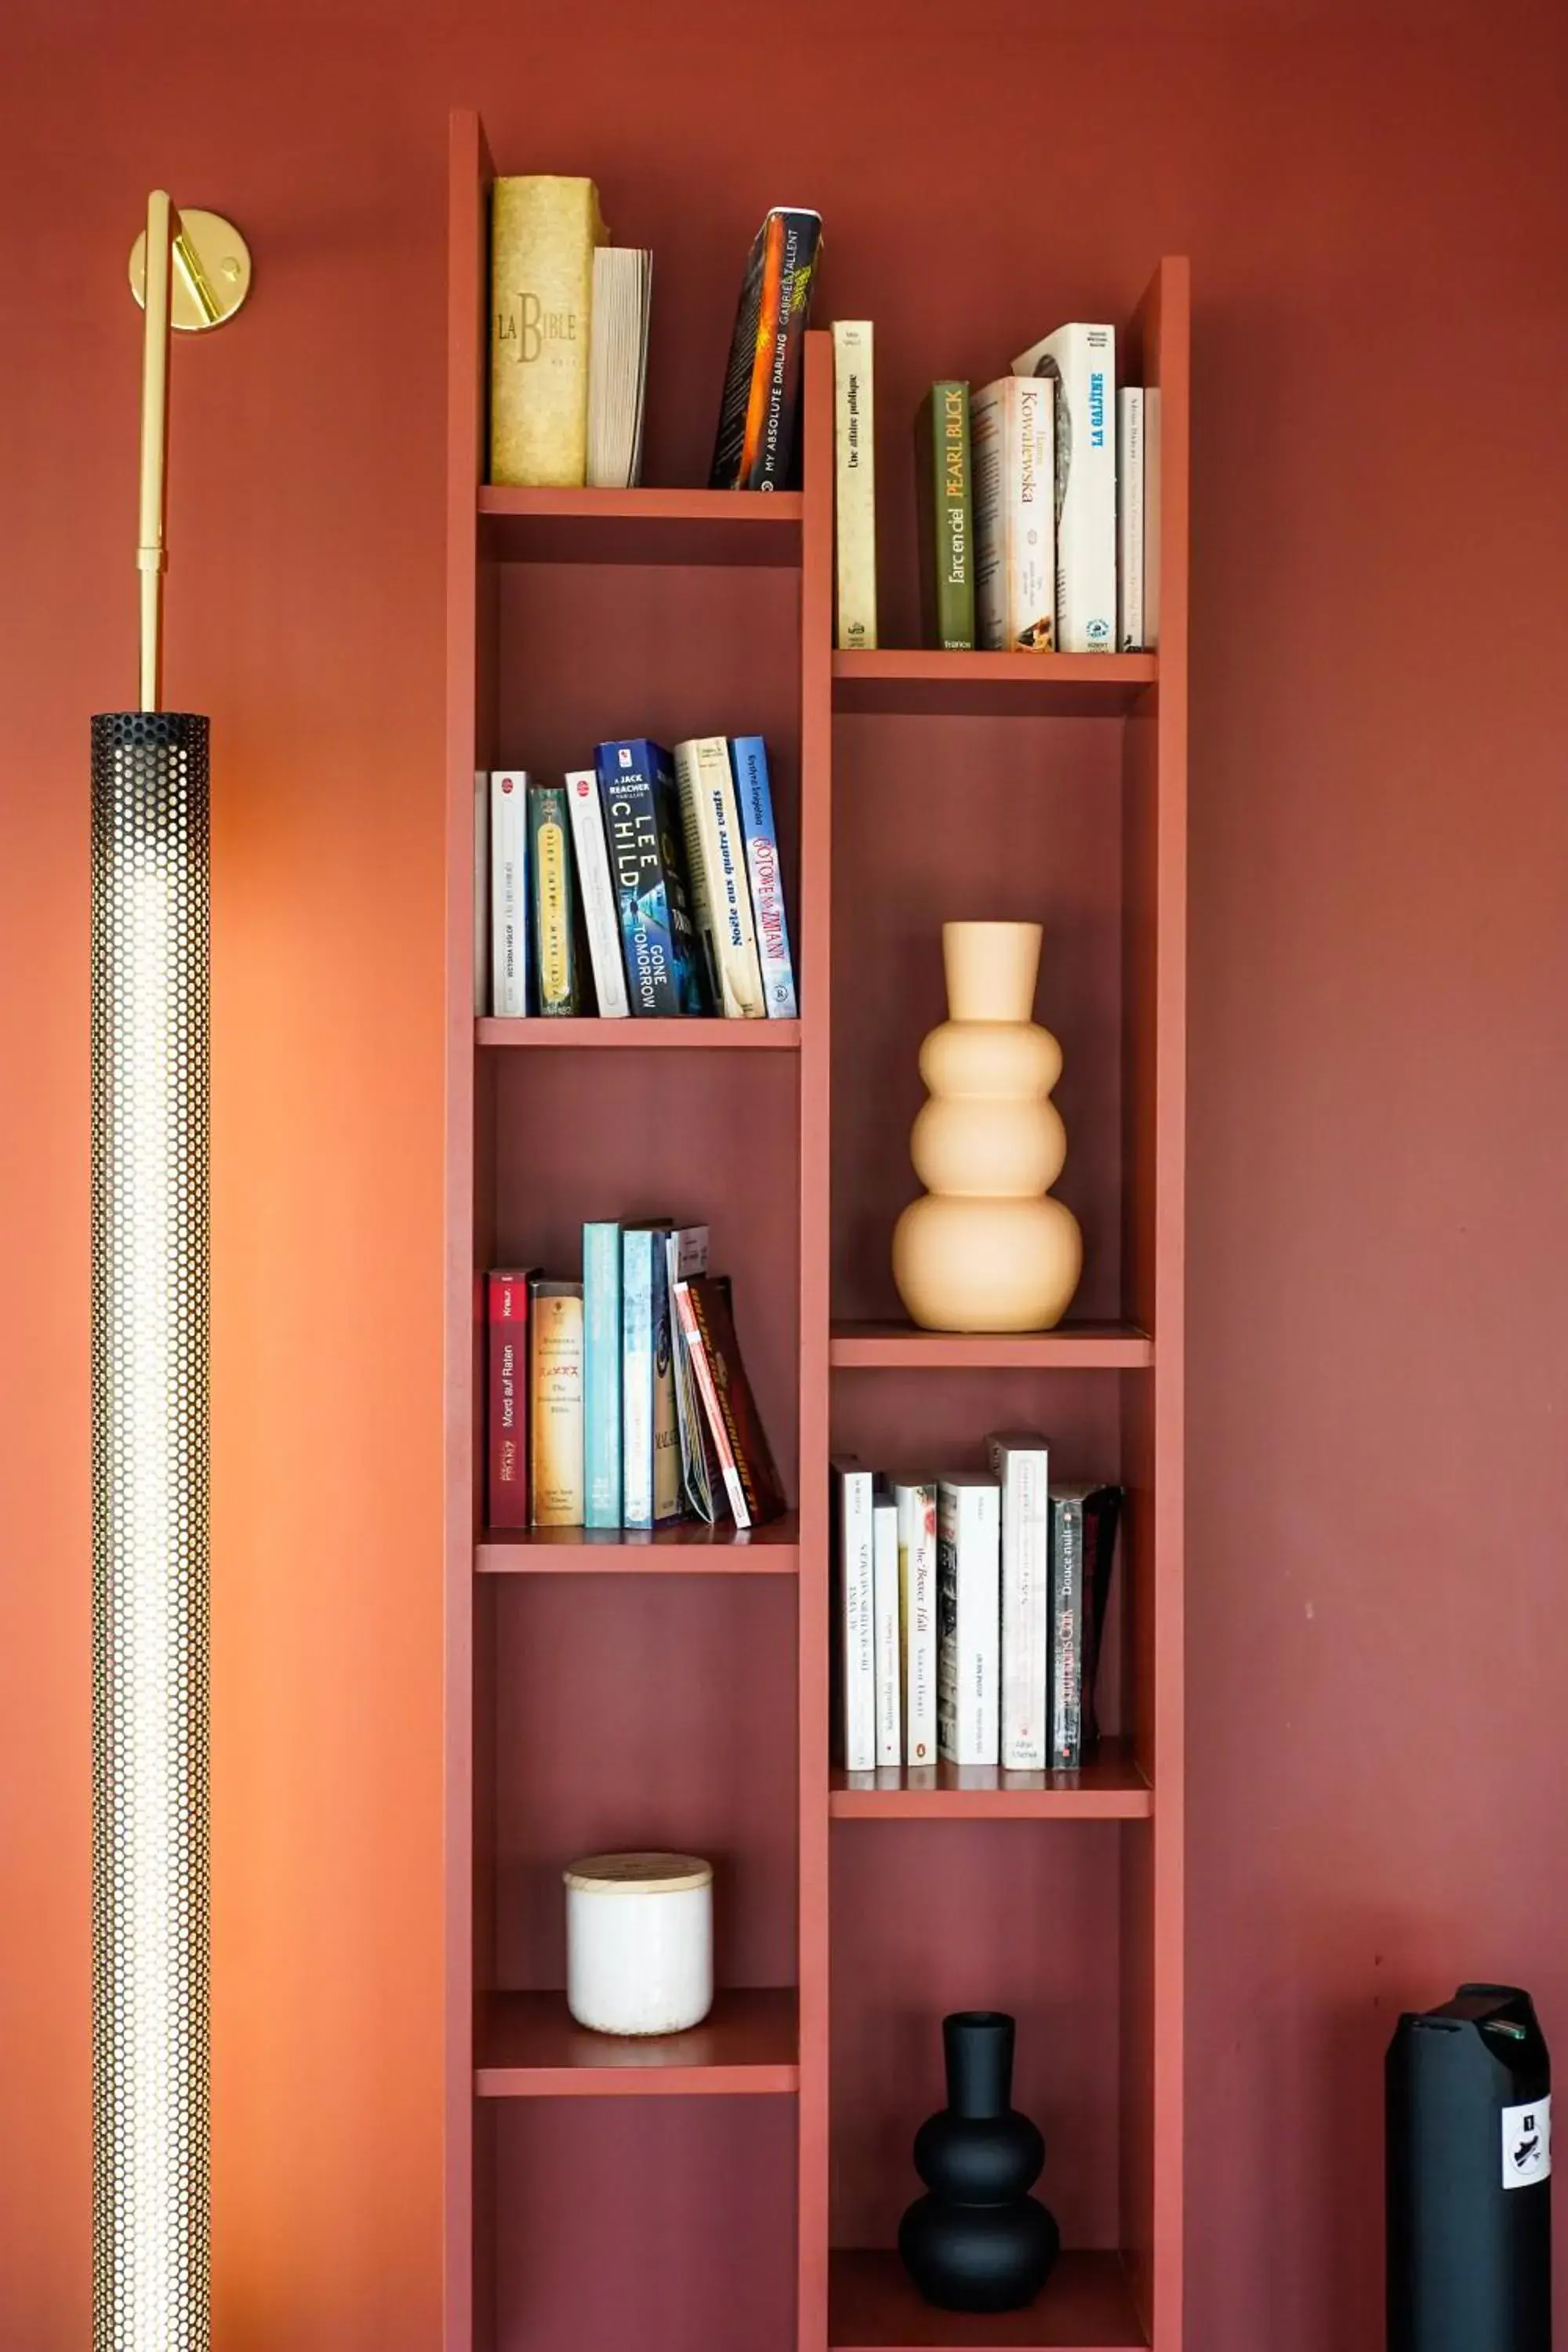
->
(597, 740), (705, 1015)
(621, 1226), (657, 1527)
(583, 1222), (622, 1527)
(731, 737), (797, 1018)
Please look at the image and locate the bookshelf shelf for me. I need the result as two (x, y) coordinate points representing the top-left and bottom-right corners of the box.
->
(477, 1515), (801, 1573)
(828, 1744), (1151, 1820)
(446, 107), (1186, 2352)
(827, 2249), (1146, 2350)
(478, 483), (804, 568)
(832, 650), (1156, 720)
(828, 1322), (1153, 1371)
(475, 1987), (800, 2097)
(476, 1016), (802, 1050)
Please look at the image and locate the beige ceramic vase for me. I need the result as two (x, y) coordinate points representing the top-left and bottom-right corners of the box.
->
(892, 922), (1083, 1333)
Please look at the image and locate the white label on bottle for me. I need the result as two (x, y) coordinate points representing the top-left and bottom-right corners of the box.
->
(1502, 2094), (1552, 2188)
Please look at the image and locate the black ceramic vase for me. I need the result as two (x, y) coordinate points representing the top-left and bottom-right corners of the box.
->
(898, 2011), (1061, 2314)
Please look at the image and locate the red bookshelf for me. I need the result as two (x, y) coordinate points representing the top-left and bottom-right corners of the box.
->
(445, 109), (1186, 2352)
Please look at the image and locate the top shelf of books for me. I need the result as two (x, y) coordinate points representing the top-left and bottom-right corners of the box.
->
(477, 485), (804, 569)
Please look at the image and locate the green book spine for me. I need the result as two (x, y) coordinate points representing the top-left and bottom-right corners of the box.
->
(916, 382), (975, 651)
(529, 782), (580, 1015)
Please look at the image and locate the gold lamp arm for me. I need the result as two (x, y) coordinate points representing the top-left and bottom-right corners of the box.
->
(137, 191), (174, 712)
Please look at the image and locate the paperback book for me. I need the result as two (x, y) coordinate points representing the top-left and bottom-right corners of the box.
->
(674, 738), (767, 1020)
(710, 208), (823, 492)
(729, 736), (797, 1018)
(1011, 321), (1116, 652)
(832, 1460), (876, 1772)
(937, 1472), (1000, 1767)
(529, 780), (580, 1016)
(675, 1275), (786, 1530)
(893, 1476), (938, 1766)
(486, 1269), (536, 1529)
(622, 1221), (675, 1529)
(596, 739), (706, 1016)
(587, 245), (652, 491)
(972, 376), (1054, 652)
(916, 383), (975, 651)
(1117, 387), (1145, 652)
(833, 320), (877, 651)
(582, 1221), (622, 1527)
(987, 1431), (1051, 1771)
(662, 1225), (711, 1519)
(565, 769), (630, 1018)
(872, 1491), (902, 1767)
(489, 771), (529, 1018)
(528, 1276), (584, 1526)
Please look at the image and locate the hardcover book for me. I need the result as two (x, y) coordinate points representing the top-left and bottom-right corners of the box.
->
(892, 1476), (938, 1766)
(673, 738), (767, 1019)
(622, 1221), (671, 1530)
(728, 737), (797, 1018)
(872, 1492), (902, 1768)
(937, 1472), (1001, 1767)
(972, 376), (1055, 652)
(490, 176), (607, 488)
(582, 1222), (622, 1527)
(986, 1430), (1051, 1772)
(831, 1459), (877, 1772)
(1011, 321), (1117, 652)
(486, 1269), (536, 1530)
(565, 770), (630, 1018)
(709, 208), (822, 492)
(489, 771), (529, 1018)
(916, 383), (975, 651)
(1047, 1483), (1123, 1767)
(1117, 387), (1145, 651)
(595, 739), (706, 1017)
(528, 1276), (584, 1527)
(676, 1275), (786, 1530)
(529, 781), (580, 1016)
(833, 321), (878, 650)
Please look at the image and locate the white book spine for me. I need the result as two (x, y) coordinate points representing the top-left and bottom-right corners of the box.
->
(474, 768), (489, 1016)
(894, 1479), (938, 1766)
(833, 1460), (877, 1772)
(974, 379), (1054, 652)
(833, 321), (877, 651)
(872, 1497), (902, 1766)
(1011, 322), (1116, 653)
(1117, 389), (1145, 652)
(676, 738), (766, 1019)
(489, 771), (529, 1018)
(987, 1432), (1051, 1771)
(1143, 385), (1162, 652)
(564, 768), (630, 1017)
(937, 1475), (1001, 1766)
(971, 383), (1006, 653)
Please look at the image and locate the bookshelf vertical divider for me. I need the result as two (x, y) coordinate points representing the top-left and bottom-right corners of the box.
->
(445, 104), (1186, 2352)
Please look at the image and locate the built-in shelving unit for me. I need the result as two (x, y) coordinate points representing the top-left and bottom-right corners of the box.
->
(445, 106), (1186, 2352)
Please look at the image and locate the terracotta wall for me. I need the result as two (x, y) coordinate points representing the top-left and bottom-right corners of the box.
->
(2, 3), (1565, 2347)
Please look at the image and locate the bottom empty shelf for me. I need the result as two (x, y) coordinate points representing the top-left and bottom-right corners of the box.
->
(476, 1986), (799, 2096)
(829, 2249), (1145, 2351)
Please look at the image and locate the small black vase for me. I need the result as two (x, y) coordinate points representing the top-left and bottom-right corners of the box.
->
(897, 2011), (1061, 2314)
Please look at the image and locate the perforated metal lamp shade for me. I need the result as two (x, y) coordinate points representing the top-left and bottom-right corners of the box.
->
(90, 709), (211, 2350)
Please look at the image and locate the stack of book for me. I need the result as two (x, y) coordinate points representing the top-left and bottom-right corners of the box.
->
(488, 1225), (786, 1534)
(481, 736), (797, 1022)
(832, 319), (1158, 658)
(831, 1440), (1123, 1774)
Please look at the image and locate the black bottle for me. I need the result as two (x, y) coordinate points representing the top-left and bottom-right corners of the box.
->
(898, 2011), (1061, 2313)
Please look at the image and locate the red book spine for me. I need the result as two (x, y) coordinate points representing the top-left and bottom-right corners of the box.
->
(487, 1271), (530, 1529)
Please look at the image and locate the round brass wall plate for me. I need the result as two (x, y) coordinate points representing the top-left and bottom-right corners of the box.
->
(129, 209), (251, 330)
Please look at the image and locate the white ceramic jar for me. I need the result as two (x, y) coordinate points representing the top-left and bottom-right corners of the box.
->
(563, 1851), (714, 2036)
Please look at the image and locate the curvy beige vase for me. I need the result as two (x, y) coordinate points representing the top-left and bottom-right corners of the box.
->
(892, 922), (1083, 1333)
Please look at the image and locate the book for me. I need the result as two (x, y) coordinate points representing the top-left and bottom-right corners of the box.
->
(564, 769), (630, 1018)
(473, 768), (488, 1017)
(1047, 1484), (1124, 1767)
(872, 1492), (902, 1768)
(674, 738), (767, 1020)
(831, 1460), (876, 1772)
(528, 1276), (583, 1526)
(529, 781), (580, 1016)
(1079, 1483), (1124, 1751)
(832, 321), (878, 651)
(728, 738), (797, 1018)
(595, 739), (706, 1017)
(582, 1222), (622, 1528)
(1011, 322), (1116, 652)
(486, 1269), (536, 1529)
(710, 208), (822, 492)
(986, 1431), (1051, 1772)
(1117, 387), (1145, 651)
(892, 1476), (938, 1766)
(621, 1221), (671, 1530)
(916, 383), (975, 651)
(937, 1473), (1001, 1767)
(586, 246), (652, 492)
(1143, 386), (1162, 652)
(665, 1226), (714, 1522)
(489, 176), (607, 488)
(677, 1275), (786, 1529)
(971, 376), (1055, 652)
(489, 771), (529, 1018)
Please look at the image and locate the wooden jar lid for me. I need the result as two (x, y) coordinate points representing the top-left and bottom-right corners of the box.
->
(563, 1850), (713, 1895)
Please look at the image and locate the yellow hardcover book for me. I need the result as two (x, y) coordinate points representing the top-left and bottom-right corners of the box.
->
(529, 1281), (584, 1526)
(490, 176), (608, 488)
(833, 322), (878, 650)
